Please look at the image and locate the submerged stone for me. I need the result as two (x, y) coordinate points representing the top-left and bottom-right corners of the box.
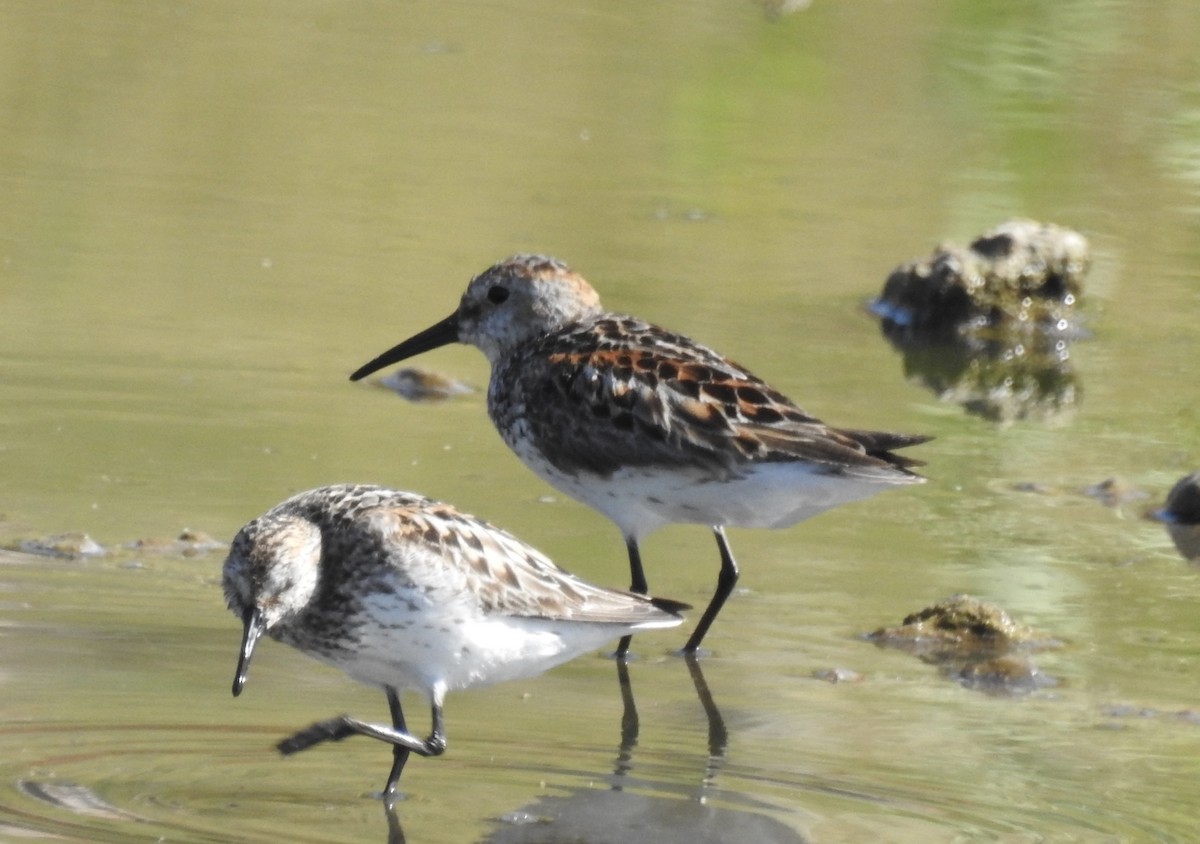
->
(373, 367), (473, 402)
(128, 528), (227, 556)
(954, 654), (1057, 695)
(1083, 477), (1149, 508)
(812, 667), (863, 684)
(18, 532), (106, 559)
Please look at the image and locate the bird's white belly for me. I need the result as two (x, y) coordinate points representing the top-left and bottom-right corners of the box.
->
(530, 459), (919, 539)
(331, 608), (622, 696)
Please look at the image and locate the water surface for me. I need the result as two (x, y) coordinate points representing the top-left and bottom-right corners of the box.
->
(3, 1), (1200, 841)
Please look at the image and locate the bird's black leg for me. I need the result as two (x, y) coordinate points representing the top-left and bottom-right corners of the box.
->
(276, 688), (447, 800)
(626, 535), (649, 595)
(681, 526), (739, 655)
(615, 536), (648, 659)
(383, 687), (410, 801)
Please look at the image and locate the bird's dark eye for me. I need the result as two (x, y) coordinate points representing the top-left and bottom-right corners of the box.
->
(487, 285), (510, 304)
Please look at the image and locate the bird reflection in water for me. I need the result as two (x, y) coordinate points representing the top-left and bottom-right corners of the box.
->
(385, 656), (802, 844)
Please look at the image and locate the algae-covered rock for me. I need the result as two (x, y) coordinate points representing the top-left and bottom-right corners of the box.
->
(869, 594), (1050, 651)
(866, 594), (1060, 696)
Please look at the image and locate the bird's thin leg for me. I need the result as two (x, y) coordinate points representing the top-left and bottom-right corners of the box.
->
(626, 535), (649, 595)
(681, 526), (740, 655)
(615, 536), (647, 659)
(276, 690), (448, 798)
(383, 687), (410, 801)
(276, 712), (441, 757)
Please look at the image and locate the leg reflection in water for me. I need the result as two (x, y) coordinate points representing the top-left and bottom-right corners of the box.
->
(382, 656), (729, 844)
(383, 799), (406, 844)
(612, 654), (727, 787)
(684, 655), (728, 777)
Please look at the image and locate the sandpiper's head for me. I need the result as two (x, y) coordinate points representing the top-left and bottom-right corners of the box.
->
(349, 254), (602, 378)
(221, 513), (323, 698)
(456, 254), (602, 360)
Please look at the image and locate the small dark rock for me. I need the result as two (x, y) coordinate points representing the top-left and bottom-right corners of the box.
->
(953, 654), (1057, 695)
(1083, 477), (1149, 508)
(128, 529), (226, 556)
(812, 667), (862, 684)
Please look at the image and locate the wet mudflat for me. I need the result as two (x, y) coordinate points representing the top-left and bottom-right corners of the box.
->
(3, 2), (1200, 841)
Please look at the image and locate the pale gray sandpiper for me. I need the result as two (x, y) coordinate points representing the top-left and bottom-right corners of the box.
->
(221, 483), (687, 799)
(350, 254), (930, 656)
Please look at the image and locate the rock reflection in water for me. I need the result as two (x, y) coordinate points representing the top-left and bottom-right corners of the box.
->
(878, 331), (1079, 424)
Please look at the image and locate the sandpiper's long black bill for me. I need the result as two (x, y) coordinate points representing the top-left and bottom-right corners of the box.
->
(232, 606), (266, 697)
(349, 312), (460, 382)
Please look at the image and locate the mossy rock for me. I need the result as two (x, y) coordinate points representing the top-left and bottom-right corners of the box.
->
(868, 594), (1056, 654)
(872, 219), (1089, 337)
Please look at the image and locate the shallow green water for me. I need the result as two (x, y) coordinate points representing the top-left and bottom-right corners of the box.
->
(3, 1), (1200, 841)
